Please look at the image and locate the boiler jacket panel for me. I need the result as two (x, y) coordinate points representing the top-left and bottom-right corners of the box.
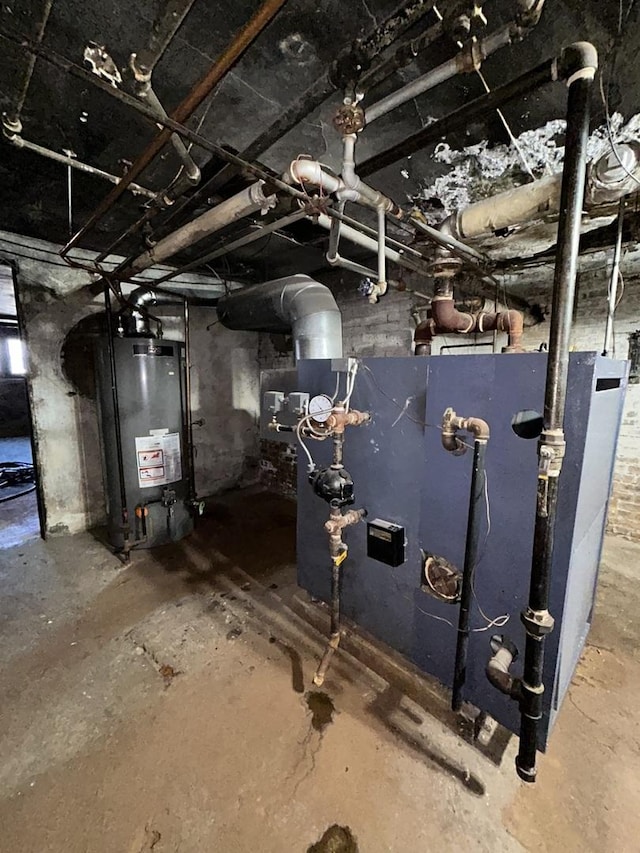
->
(296, 353), (627, 747)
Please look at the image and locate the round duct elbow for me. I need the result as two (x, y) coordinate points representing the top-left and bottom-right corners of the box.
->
(217, 274), (343, 360)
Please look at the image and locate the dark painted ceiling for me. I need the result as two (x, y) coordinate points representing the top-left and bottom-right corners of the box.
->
(0, 0), (638, 282)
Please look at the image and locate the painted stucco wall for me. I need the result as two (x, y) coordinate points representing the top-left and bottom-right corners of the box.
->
(2, 233), (260, 537)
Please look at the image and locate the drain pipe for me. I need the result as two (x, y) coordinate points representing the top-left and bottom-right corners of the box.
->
(516, 42), (597, 783)
(216, 274), (343, 360)
(2, 132), (156, 198)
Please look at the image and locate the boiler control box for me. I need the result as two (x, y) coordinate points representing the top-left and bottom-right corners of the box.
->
(367, 518), (405, 567)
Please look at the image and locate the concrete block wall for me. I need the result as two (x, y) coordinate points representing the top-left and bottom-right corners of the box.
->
(258, 268), (640, 542)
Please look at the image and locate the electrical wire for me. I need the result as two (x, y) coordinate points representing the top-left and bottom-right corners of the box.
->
(330, 371), (341, 403)
(361, 362), (475, 450)
(470, 470), (510, 631)
(341, 360), (359, 411)
(296, 418), (315, 470)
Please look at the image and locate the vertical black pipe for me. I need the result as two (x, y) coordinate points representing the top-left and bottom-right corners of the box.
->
(516, 67), (595, 783)
(452, 439), (488, 711)
(103, 283), (131, 561)
(331, 560), (341, 636)
(183, 298), (196, 503)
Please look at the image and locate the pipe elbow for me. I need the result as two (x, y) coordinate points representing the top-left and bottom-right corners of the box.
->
(461, 416), (490, 442)
(486, 661), (521, 699)
(557, 42), (598, 84)
(496, 309), (525, 352)
(486, 640), (521, 699)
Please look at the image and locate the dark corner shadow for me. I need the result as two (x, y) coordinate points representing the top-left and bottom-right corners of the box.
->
(367, 684), (487, 797)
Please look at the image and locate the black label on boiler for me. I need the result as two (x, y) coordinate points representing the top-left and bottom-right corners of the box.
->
(132, 344), (175, 357)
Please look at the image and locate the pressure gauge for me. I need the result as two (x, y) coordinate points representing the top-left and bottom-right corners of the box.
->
(308, 394), (333, 423)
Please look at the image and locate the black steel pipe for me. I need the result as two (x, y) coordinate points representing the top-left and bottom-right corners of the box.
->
(452, 438), (488, 711)
(330, 559), (341, 636)
(133, 0), (198, 78)
(516, 60), (596, 784)
(183, 298), (197, 503)
(153, 0), (440, 235)
(60, 0), (291, 255)
(359, 57), (557, 177)
(103, 283), (131, 562)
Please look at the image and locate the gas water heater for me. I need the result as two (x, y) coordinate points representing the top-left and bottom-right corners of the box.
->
(95, 335), (194, 550)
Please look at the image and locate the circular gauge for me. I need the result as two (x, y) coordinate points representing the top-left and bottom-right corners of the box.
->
(308, 394), (333, 423)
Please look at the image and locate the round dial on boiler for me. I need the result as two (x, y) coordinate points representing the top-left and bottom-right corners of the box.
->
(308, 394), (333, 423)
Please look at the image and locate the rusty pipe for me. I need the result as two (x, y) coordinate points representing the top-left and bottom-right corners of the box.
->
(441, 407), (490, 456)
(60, 0), (290, 255)
(414, 296), (524, 354)
(325, 408), (371, 435)
(4, 0), (53, 130)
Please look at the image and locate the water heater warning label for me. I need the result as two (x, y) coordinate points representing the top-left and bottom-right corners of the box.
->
(135, 432), (182, 489)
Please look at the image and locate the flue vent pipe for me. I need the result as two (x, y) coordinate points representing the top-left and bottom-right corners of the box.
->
(217, 274), (343, 360)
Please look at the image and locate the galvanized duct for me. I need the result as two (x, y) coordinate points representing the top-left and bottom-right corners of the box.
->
(216, 274), (343, 360)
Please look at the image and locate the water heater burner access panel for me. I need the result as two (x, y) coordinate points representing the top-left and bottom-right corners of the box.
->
(367, 519), (405, 566)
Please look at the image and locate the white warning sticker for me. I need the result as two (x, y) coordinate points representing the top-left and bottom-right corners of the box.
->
(135, 432), (182, 489)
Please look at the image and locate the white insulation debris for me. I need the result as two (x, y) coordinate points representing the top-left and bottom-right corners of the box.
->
(412, 114), (640, 221)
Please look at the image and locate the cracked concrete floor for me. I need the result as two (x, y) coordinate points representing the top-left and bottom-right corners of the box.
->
(0, 489), (639, 852)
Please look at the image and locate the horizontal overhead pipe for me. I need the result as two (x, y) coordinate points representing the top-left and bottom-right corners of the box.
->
(0, 27), (309, 205)
(286, 158), (402, 217)
(149, 210), (308, 286)
(59, 0), (291, 255)
(154, 0), (440, 232)
(217, 274), (343, 360)
(2, 133), (156, 198)
(125, 181), (277, 276)
(359, 55), (560, 178)
(439, 141), (640, 242)
(364, 7), (546, 125)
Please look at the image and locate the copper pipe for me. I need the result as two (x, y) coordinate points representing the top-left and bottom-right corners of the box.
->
(60, 0), (290, 255)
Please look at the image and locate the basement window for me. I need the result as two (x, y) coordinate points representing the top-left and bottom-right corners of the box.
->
(7, 337), (26, 375)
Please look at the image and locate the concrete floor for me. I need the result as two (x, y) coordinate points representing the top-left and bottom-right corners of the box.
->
(0, 488), (639, 852)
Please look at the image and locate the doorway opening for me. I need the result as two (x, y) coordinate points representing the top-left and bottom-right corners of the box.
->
(0, 263), (44, 548)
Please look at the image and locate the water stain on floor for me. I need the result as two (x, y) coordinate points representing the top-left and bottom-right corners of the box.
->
(305, 691), (335, 732)
(307, 824), (358, 852)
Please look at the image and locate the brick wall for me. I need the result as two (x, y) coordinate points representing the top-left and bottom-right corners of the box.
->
(257, 268), (640, 541)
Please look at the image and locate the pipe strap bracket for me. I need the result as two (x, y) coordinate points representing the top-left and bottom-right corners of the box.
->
(520, 606), (555, 638)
